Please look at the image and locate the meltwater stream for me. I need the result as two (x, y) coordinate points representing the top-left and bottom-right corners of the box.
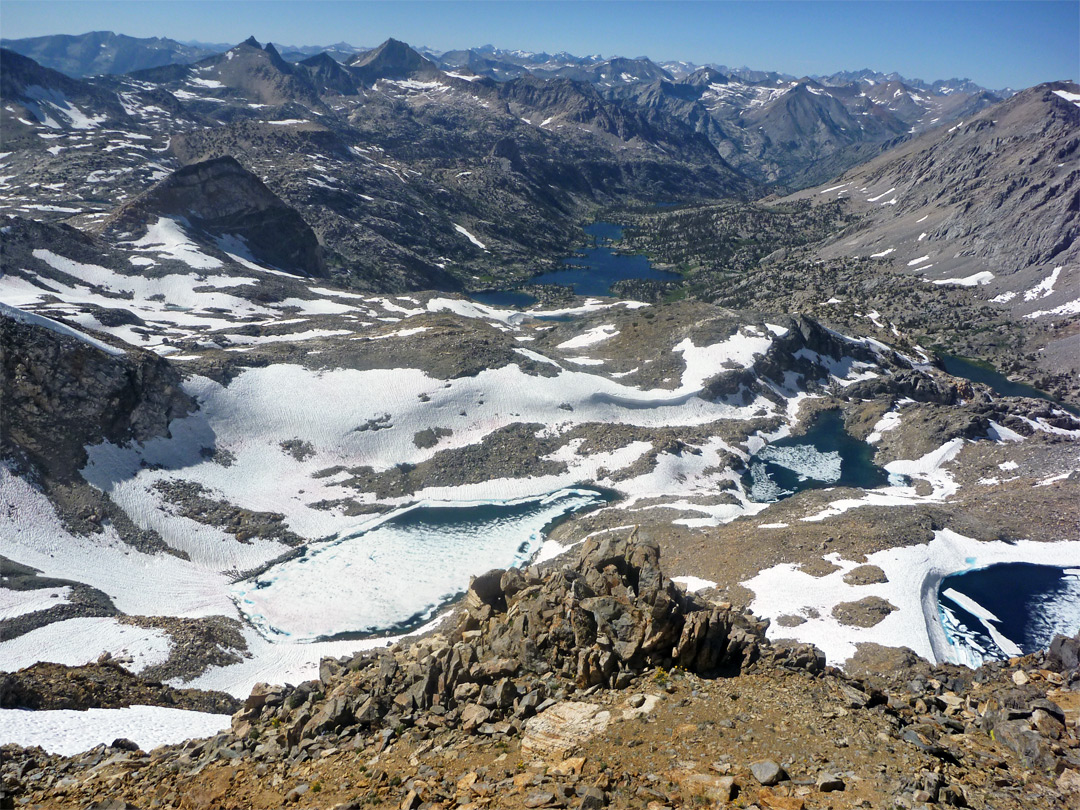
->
(232, 488), (608, 643)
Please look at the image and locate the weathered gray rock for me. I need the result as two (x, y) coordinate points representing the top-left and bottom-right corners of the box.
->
(750, 759), (787, 786)
(817, 772), (845, 792)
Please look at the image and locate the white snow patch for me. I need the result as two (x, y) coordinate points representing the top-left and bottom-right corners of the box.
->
(1053, 90), (1080, 107)
(0, 706), (231, 756)
(672, 576), (717, 593)
(987, 421), (1025, 442)
(932, 271), (994, 287)
(566, 357), (605, 366)
(0, 617), (171, 674)
(453, 223), (487, 250)
(0, 587), (72, 620)
(557, 324), (619, 349)
(1024, 266), (1062, 301)
(1026, 299), (1080, 319)
(127, 217), (222, 270)
(869, 248), (895, 258)
(866, 409), (901, 444)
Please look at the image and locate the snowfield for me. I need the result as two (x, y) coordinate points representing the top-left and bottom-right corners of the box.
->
(2, 241), (1075, 731)
(0, 706), (231, 756)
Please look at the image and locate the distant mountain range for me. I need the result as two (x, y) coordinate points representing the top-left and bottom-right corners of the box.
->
(1, 31), (1016, 189)
(2, 30), (1016, 97)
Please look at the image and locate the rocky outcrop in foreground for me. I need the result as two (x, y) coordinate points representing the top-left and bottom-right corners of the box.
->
(3, 538), (1079, 809)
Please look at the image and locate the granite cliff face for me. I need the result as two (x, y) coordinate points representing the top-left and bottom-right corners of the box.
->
(0, 308), (193, 483)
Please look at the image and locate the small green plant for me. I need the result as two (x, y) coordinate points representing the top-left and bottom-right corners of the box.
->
(311, 781), (322, 794)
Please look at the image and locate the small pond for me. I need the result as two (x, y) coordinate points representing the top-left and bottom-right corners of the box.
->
(469, 289), (538, 308)
(744, 409), (895, 502)
(940, 354), (1077, 414)
(232, 488), (610, 642)
(939, 563), (1080, 665)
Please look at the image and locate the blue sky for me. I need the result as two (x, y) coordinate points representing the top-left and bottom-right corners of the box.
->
(3, 1), (1077, 90)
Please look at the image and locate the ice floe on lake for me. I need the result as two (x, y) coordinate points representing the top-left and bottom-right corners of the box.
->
(745, 530), (1080, 668)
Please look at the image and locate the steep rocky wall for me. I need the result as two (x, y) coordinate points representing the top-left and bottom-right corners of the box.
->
(0, 311), (194, 482)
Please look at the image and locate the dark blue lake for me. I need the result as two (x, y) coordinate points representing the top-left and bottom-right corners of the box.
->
(743, 409), (894, 502)
(470, 290), (538, 308)
(939, 563), (1080, 665)
(468, 222), (681, 306)
(528, 222), (681, 298)
(940, 354), (1078, 414)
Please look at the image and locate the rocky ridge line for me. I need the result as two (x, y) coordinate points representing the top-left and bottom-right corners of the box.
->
(3, 537), (1079, 808)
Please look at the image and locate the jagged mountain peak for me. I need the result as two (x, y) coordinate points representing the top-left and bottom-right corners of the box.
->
(297, 50), (360, 95)
(349, 37), (440, 80)
(684, 66), (729, 87)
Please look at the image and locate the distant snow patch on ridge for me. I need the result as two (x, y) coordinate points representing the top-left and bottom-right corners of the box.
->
(1023, 266), (1061, 301)
(0, 301), (125, 356)
(1053, 89), (1080, 107)
(1026, 299), (1080, 319)
(453, 223), (488, 251)
(932, 271), (993, 287)
(558, 324), (619, 349)
(21, 85), (107, 130)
